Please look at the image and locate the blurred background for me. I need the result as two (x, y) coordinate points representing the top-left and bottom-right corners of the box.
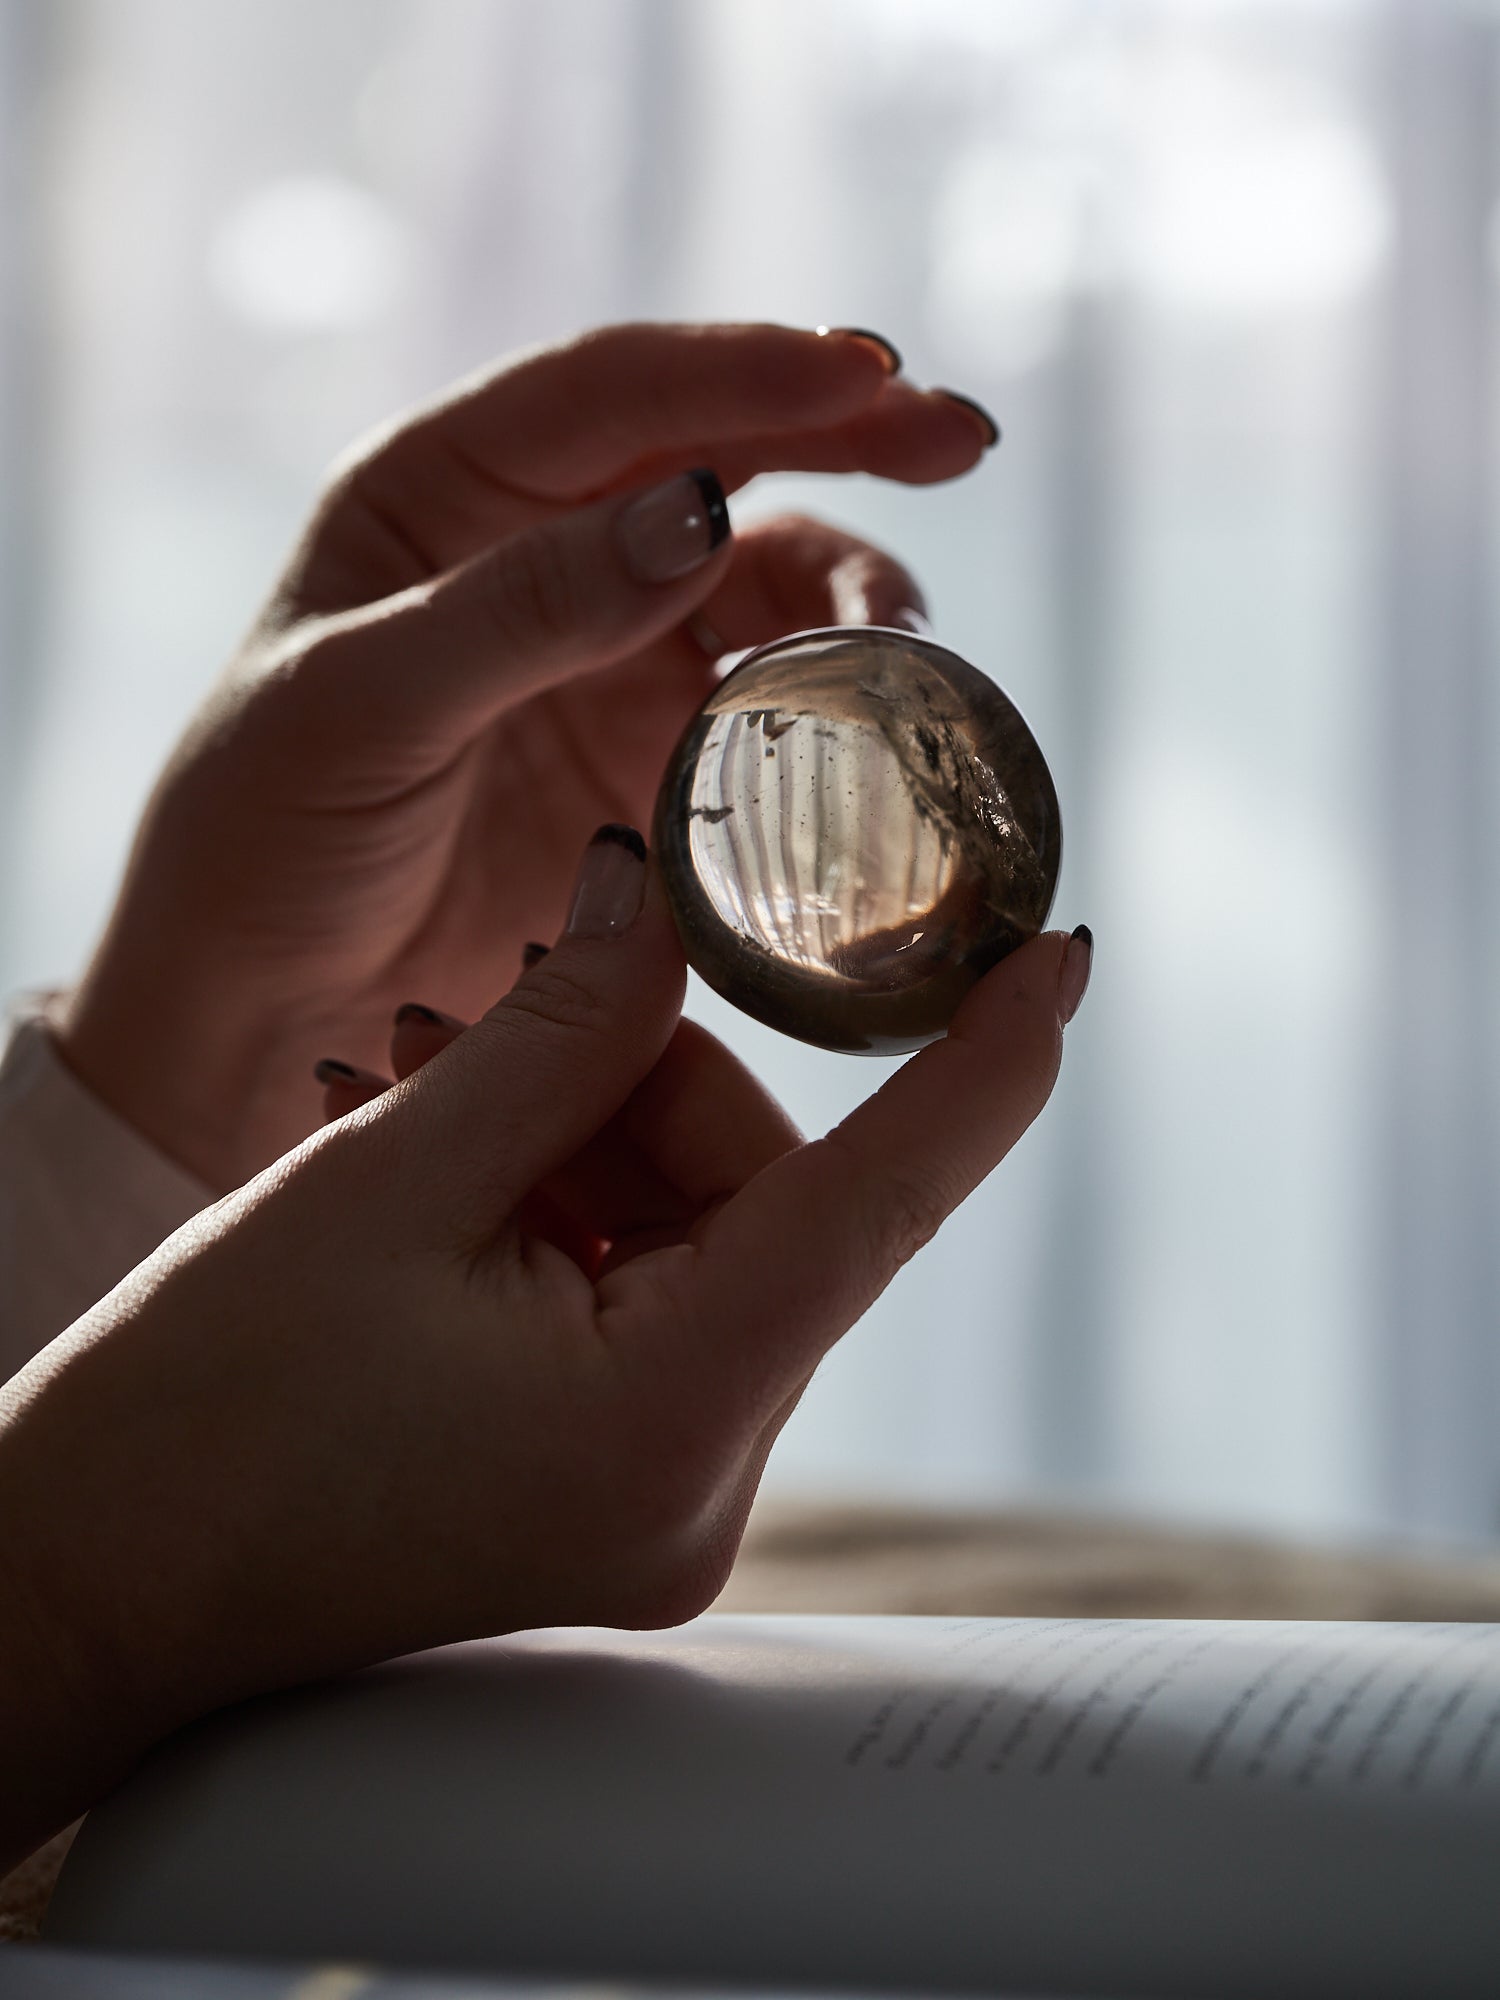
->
(0, 0), (1496, 1546)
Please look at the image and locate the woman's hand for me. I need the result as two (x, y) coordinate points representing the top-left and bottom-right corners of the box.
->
(0, 830), (1087, 1872)
(54, 322), (995, 1192)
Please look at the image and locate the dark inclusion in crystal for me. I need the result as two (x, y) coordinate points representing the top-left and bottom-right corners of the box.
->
(653, 626), (1062, 1054)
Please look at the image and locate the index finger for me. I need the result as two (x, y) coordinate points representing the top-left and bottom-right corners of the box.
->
(614, 931), (1079, 1422)
(302, 323), (898, 601)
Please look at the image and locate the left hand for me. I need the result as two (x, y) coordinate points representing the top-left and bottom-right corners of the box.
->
(56, 322), (993, 1191)
(0, 834), (1080, 1873)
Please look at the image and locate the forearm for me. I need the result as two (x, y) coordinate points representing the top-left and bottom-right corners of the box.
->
(0, 1311), (236, 1878)
(0, 1406), (162, 1878)
(0, 1576), (148, 1882)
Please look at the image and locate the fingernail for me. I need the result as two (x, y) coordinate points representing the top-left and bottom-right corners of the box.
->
(887, 606), (934, 638)
(566, 824), (647, 939)
(313, 1056), (381, 1087)
(394, 1001), (461, 1029)
(687, 610), (729, 659)
(817, 324), (902, 375)
(617, 468), (730, 584)
(1059, 925), (1093, 1025)
(932, 388), (1001, 449)
(522, 941), (551, 970)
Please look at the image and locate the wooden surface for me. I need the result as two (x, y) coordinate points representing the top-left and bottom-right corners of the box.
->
(719, 1500), (1500, 1621)
(8, 1501), (1500, 1945)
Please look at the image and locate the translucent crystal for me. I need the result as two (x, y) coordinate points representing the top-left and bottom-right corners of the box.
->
(654, 627), (1061, 1053)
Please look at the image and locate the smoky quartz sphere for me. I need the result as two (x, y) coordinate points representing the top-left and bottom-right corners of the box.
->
(653, 626), (1062, 1055)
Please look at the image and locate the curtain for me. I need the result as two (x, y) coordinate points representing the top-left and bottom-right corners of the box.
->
(1, 0), (1496, 1541)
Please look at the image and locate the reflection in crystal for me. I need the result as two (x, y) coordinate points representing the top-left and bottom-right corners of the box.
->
(687, 710), (960, 978)
(656, 628), (1061, 1055)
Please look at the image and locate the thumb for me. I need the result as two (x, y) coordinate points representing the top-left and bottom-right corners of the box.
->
(291, 471), (732, 763)
(626, 927), (1088, 1422)
(391, 827), (689, 1229)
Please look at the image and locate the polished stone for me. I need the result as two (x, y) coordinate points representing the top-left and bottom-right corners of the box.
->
(654, 626), (1061, 1053)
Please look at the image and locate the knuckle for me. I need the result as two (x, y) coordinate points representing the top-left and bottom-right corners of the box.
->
(857, 1154), (954, 1276)
(502, 958), (613, 1041)
(882, 1177), (951, 1272)
(483, 528), (580, 650)
(311, 442), (405, 553)
(332, 408), (416, 496)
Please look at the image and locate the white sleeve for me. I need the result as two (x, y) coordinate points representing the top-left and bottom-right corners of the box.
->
(0, 994), (213, 1380)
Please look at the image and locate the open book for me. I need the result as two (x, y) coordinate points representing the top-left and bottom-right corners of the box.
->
(44, 1615), (1500, 1997)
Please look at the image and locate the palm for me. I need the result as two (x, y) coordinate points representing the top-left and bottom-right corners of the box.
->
(361, 637), (706, 1024)
(251, 324), (986, 1037)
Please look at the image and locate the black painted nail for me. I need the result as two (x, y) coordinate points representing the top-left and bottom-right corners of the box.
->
(825, 326), (902, 375)
(569, 825), (648, 938)
(687, 468), (730, 551)
(933, 388), (1001, 449)
(1060, 926), (1093, 1025)
(313, 1058), (358, 1085)
(618, 468), (731, 583)
(522, 941), (551, 970)
(394, 1002), (444, 1027)
(591, 822), (647, 862)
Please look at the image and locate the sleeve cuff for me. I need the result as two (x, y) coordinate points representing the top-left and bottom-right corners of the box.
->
(0, 993), (214, 1379)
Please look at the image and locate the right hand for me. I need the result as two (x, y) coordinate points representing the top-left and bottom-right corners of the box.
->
(57, 322), (992, 1192)
(0, 830), (1088, 1872)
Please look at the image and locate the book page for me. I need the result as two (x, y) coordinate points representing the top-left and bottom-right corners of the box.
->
(47, 1616), (1500, 1997)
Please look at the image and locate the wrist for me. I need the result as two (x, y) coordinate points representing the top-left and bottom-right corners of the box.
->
(55, 958), (314, 1194)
